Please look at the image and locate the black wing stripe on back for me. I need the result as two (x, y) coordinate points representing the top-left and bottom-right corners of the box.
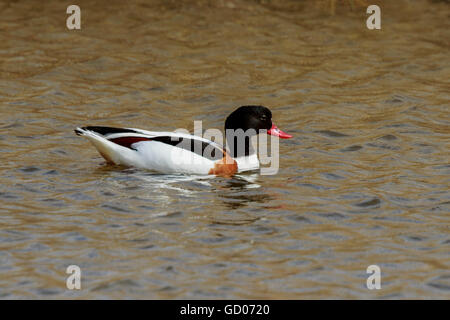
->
(151, 137), (224, 161)
(82, 126), (138, 136)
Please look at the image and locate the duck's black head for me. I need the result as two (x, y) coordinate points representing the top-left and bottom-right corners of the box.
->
(225, 105), (292, 157)
(225, 105), (273, 133)
(225, 105), (292, 138)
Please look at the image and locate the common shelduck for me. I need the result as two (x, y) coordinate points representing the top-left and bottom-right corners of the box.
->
(75, 105), (292, 176)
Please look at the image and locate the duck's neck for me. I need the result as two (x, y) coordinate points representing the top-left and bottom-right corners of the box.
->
(225, 133), (260, 172)
(225, 134), (255, 158)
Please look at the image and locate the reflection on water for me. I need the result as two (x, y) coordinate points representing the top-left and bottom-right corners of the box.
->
(0, 0), (449, 299)
(214, 174), (270, 209)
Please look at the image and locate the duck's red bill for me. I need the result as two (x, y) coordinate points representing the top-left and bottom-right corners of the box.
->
(267, 124), (293, 139)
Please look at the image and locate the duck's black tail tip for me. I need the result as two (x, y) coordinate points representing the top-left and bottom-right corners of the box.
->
(74, 127), (85, 136)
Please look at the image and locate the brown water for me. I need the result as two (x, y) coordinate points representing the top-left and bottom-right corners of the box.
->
(0, 0), (449, 299)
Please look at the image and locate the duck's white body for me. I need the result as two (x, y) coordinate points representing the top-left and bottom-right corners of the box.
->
(75, 126), (259, 175)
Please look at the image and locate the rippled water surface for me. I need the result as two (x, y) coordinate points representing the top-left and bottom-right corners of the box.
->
(0, 0), (449, 299)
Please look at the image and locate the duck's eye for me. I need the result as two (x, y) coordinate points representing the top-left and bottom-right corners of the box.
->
(260, 115), (267, 121)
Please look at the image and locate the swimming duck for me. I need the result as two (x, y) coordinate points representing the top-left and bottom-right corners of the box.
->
(75, 105), (292, 176)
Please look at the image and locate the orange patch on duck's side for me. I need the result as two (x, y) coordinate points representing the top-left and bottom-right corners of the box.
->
(208, 151), (238, 177)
